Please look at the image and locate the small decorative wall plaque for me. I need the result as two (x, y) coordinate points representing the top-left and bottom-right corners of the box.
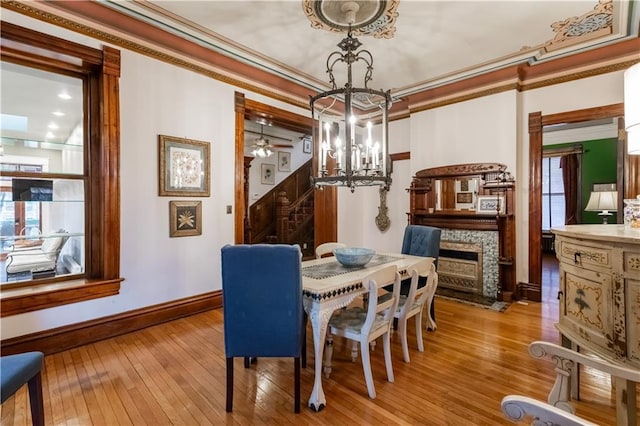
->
(169, 200), (202, 237)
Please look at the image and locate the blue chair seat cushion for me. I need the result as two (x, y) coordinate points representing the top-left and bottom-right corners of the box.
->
(0, 352), (44, 403)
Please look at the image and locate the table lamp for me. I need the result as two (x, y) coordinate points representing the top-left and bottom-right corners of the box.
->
(585, 190), (618, 224)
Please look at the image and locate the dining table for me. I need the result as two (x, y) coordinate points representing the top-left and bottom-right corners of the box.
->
(301, 252), (435, 411)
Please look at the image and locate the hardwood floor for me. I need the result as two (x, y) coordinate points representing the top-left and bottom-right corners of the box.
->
(1, 295), (628, 425)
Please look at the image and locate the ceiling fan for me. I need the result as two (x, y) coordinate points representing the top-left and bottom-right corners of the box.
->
(246, 125), (294, 157)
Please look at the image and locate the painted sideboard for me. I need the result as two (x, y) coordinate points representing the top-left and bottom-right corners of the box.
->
(552, 225), (640, 368)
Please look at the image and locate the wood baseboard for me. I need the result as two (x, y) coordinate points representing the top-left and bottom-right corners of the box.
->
(0, 291), (222, 356)
(517, 281), (542, 302)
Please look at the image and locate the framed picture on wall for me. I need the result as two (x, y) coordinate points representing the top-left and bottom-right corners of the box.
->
(303, 137), (312, 154)
(278, 151), (291, 172)
(261, 164), (275, 185)
(159, 135), (210, 197)
(169, 200), (202, 237)
(476, 195), (505, 214)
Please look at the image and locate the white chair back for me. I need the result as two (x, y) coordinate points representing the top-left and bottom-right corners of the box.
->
(315, 242), (346, 259)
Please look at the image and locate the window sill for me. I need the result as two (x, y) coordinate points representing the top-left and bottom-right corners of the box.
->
(1, 278), (123, 317)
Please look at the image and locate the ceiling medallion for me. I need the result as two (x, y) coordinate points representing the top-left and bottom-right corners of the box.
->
(302, 0), (399, 39)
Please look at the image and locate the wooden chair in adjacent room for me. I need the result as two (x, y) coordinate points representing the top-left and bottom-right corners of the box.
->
(221, 244), (305, 413)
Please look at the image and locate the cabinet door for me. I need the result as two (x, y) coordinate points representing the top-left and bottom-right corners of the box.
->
(560, 262), (615, 357)
(627, 278), (640, 366)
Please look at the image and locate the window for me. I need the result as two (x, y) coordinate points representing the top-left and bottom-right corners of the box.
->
(0, 22), (122, 316)
(541, 156), (566, 231)
(1, 63), (85, 283)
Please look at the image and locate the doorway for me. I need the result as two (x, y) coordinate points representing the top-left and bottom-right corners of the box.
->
(526, 103), (640, 302)
(233, 92), (338, 246)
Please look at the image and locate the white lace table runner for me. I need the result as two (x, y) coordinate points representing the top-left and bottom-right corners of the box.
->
(302, 254), (402, 280)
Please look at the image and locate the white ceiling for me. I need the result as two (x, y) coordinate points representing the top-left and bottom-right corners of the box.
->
(104, 0), (638, 98)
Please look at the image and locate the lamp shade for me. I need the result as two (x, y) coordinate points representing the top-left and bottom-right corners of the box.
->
(585, 191), (618, 212)
(624, 63), (640, 155)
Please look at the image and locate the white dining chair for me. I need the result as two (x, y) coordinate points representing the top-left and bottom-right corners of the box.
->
(323, 264), (401, 399)
(315, 242), (346, 259)
(393, 258), (438, 362)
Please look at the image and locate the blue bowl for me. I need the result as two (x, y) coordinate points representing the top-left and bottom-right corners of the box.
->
(333, 247), (375, 267)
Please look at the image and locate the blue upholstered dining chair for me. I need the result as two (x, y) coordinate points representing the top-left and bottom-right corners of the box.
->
(221, 244), (305, 413)
(384, 225), (442, 328)
(0, 351), (45, 426)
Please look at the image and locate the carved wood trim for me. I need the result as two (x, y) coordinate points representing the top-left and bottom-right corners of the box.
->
(415, 163), (507, 178)
(0, 291), (221, 356)
(390, 152), (410, 161)
(234, 92), (246, 244)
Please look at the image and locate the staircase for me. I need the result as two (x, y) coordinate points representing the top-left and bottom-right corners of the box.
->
(247, 160), (314, 257)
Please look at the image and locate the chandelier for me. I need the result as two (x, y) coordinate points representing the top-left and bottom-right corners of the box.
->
(310, 3), (392, 192)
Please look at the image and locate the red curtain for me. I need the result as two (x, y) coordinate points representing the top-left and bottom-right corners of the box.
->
(560, 154), (578, 225)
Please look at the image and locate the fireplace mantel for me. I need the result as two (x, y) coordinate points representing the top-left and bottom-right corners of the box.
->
(406, 162), (516, 301)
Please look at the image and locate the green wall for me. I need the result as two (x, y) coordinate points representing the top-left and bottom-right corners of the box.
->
(544, 138), (617, 224)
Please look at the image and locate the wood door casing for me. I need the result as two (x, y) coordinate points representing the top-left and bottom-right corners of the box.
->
(526, 103), (629, 302)
(234, 92), (337, 246)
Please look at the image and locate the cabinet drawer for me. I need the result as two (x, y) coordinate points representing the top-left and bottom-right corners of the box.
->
(558, 240), (612, 272)
(559, 263), (615, 358)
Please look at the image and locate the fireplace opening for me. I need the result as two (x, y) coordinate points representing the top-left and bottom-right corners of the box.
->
(438, 240), (484, 295)
(439, 248), (479, 262)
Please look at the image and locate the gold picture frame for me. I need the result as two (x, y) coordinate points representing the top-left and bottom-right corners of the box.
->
(169, 200), (202, 237)
(159, 135), (210, 197)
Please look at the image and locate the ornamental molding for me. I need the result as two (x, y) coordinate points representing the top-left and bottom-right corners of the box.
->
(302, 0), (400, 39)
(544, 0), (613, 51)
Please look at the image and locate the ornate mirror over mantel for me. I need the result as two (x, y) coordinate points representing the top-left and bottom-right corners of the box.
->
(407, 162), (516, 302)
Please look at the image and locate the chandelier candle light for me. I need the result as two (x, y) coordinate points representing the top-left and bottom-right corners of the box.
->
(310, 2), (392, 192)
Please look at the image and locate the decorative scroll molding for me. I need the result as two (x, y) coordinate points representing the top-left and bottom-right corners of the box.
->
(302, 0), (400, 39)
(545, 0), (613, 52)
(414, 162), (509, 179)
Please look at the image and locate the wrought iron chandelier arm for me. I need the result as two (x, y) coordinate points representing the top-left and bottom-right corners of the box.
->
(352, 49), (374, 88)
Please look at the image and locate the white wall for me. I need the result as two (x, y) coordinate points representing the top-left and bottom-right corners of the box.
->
(337, 118), (411, 253)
